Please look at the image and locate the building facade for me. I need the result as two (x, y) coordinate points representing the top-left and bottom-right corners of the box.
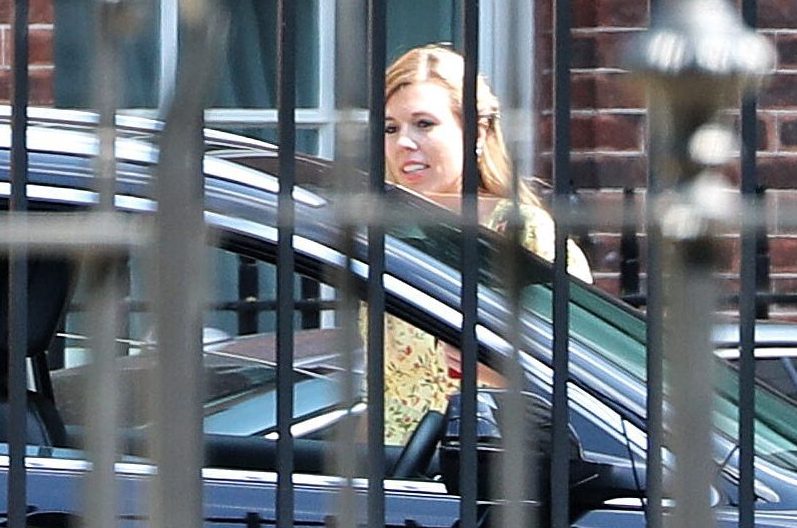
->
(5, 0), (797, 319)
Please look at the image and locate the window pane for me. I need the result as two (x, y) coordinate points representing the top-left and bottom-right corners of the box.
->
(387, 0), (460, 62)
(214, 0), (319, 109)
(53, 0), (161, 108)
(53, 0), (320, 110)
(337, 0), (459, 108)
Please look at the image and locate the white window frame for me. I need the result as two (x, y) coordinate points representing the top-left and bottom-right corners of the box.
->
(142, 1), (533, 163)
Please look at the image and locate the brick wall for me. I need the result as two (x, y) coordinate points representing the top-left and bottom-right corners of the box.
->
(536, 0), (797, 320)
(3, 0), (797, 320)
(0, 0), (54, 104)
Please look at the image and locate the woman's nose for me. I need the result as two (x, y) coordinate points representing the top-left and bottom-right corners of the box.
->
(396, 132), (417, 150)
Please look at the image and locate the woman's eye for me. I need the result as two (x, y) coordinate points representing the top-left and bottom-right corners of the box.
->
(417, 119), (434, 129)
(384, 124), (397, 135)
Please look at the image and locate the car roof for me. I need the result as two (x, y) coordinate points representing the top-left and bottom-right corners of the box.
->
(0, 106), (339, 206)
(713, 320), (797, 348)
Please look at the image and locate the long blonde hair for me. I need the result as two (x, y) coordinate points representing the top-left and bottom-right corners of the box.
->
(385, 44), (540, 207)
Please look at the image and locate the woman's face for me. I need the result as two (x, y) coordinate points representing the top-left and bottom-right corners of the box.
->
(385, 81), (463, 195)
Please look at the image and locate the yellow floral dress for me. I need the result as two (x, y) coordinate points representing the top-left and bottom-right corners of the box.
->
(370, 199), (592, 445)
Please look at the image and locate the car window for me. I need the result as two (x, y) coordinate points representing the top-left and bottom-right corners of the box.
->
(52, 247), (364, 442)
(384, 199), (797, 473)
(718, 353), (797, 403)
(47, 243), (509, 479)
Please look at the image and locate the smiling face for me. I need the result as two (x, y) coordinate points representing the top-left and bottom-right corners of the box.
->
(385, 81), (464, 195)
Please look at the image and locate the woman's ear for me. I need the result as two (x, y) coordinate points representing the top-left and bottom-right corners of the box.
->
(476, 121), (489, 156)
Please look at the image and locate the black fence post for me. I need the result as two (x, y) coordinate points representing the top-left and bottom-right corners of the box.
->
(620, 187), (640, 302)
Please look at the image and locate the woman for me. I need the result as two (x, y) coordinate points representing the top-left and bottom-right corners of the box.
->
(384, 44), (592, 276)
(374, 44), (592, 445)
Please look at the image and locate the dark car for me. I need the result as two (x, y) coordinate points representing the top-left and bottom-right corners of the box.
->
(0, 107), (795, 527)
(714, 321), (797, 402)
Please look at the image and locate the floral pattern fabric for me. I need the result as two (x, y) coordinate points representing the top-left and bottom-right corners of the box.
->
(368, 199), (593, 445)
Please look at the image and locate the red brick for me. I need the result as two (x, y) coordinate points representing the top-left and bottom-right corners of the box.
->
(537, 72), (553, 111)
(0, 69), (9, 101)
(594, 276), (622, 296)
(30, 0), (53, 24)
(538, 59), (646, 112)
(571, 113), (645, 151)
(0, 26), (53, 67)
(572, 0), (649, 28)
(535, 0), (553, 33)
(715, 237), (743, 274)
(768, 278), (797, 316)
(778, 115), (797, 150)
(0, 1), (53, 24)
(768, 189), (797, 234)
(755, 155), (797, 188)
(579, 188), (647, 231)
(572, 72), (646, 110)
(0, 28), (53, 66)
(758, 114), (773, 152)
(766, 310), (797, 323)
(775, 34), (797, 69)
(760, 73), (797, 110)
(759, 0), (797, 30)
(536, 33), (553, 73)
(0, 26), (8, 66)
(29, 67), (52, 105)
(767, 236), (797, 273)
(28, 27), (51, 65)
(537, 153), (648, 188)
(537, 114), (553, 152)
(572, 31), (642, 70)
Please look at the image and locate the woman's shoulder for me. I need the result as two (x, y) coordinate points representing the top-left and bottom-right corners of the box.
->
(483, 197), (594, 283)
(486, 198), (554, 231)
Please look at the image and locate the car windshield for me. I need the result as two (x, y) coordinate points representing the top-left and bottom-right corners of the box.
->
(385, 198), (797, 472)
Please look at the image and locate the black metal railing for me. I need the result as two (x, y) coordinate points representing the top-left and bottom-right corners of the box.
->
(3, 1), (775, 527)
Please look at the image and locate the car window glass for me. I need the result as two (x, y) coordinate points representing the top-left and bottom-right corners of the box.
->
(46, 245), (497, 477)
(725, 355), (797, 403)
(51, 246), (360, 443)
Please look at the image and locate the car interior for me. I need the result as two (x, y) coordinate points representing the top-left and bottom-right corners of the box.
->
(0, 252), (441, 479)
(0, 255), (75, 447)
(0, 249), (645, 525)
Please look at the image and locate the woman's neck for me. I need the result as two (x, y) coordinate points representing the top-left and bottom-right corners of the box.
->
(422, 191), (504, 224)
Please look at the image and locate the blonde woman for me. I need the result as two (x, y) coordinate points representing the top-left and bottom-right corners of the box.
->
(373, 44), (591, 445)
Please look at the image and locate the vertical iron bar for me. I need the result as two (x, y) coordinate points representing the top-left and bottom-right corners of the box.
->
(332, 2), (364, 525)
(459, 2), (479, 528)
(754, 186), (770, 320)
(645, 129), (665, 528)
(86, 4), (123, 527)
(151, 3), (219, 527)
(551, 0), (571, 524)
(495, 1), (533, 525)
(276, 1), (296, 527)
(644, 3), (664, 527)
(739, 2), (759, 526)
(238, 256), (259, 335)
(669, 254), (716, 528)
(237, 257), (257, 333)
(299, 278), (320, 329)
(366, 1), (386, 527)
(7, 2), (29, 528)
(620, 188), (640, 300)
